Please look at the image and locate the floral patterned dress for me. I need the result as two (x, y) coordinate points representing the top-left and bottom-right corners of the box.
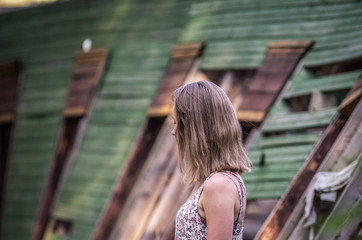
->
(175, 171), (246, 240)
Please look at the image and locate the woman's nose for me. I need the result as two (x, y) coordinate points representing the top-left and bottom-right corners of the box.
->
(171, 126), (176, 136)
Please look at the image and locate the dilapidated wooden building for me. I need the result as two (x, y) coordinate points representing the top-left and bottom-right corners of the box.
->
(0, 0), (361, 240)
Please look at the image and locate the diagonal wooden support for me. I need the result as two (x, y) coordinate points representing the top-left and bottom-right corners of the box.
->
(92, 43), (204, 240)
(32, 49), (108, 240)
(237, 40), (314, 123)
(254, 75), (362, 240)
(0, 59), (21, 235)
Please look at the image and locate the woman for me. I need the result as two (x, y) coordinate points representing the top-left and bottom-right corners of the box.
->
(172, 81), (251, 240)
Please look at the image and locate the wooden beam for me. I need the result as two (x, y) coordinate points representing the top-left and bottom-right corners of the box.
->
(238, 40), (314, 122)
(171, 42), (204, 59)
(148, 43), (205, 118)
(338, 74), (362, 117)
(147, 104), (172, 117)
(92, 44), (204, 240)
(141, 168), (192, 240)
(31, 49), (108, 240)
(0, 113), (13, 124)
(64, 48), (108, 117)
(279, 99), (362, 240)
(255, 114), (348, 240)
(109, 120), (178, 240)
(255, 80), (361, 240)
(91, 116), (165, 240)
(63, 106), (86, 118)
(315, 157), (362, 239)
(237, 109), (265, 122)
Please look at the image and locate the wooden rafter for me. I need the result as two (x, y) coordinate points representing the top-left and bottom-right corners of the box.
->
(148, 42), (204, 117)
(237, 40), (314, 123)
(31, 49), (108, 240)
(254, 77), (362, 240)
(0, 59), (21, 235)
(92, 43), (204, 240)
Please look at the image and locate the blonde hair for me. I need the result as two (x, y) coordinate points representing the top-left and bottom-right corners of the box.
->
(172, 81), (251, 184)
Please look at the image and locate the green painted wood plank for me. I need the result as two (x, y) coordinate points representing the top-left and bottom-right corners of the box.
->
(58, 174), (117, 188)
(187, 3), (362, 31)
(4, 203), (39, 217)
(7, 166), (49, 178)
(284, 70), (361, 98)
(249, 144), (315, 163)
(189, 0), (358, 14)
(306, 43), (362, 66)
(242, 170), (298, 182)
(251, 133), (320, 149)
(14, 126), (59, 139)
(53, 207), (101, 223)
(100, 85), (156, 98)
(262, 107), (336, 132)
(90, 111), (146, 125)
(94, 98), (151, 111)
(11, 150), (53, 160)
(18, 99), (65, 115)
(21, 72), (72, 89)
(263, 144), (315, 157)
(245, 180), (290, 199)
(250, 161), (304, 172)
(5, 178), (45, 191)
(200, 53), (264, 69)
(264, 153), (311, 164)
(1, 220), (34, 240)
(82, 125), (139, 140)
(0, 0), (191, 239)
(11, 139), (54, 151)
(74, 154), (124, 167)
(5, 188), (43, 203)
(56, 195), (108, 211)
(80, 138), (138, 152)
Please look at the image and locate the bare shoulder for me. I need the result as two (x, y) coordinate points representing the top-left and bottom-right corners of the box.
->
(199, 172), (239, 220)
(202, 173), (238, 197)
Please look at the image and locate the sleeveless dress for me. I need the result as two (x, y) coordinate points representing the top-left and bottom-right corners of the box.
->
(175, 171), (246, 240)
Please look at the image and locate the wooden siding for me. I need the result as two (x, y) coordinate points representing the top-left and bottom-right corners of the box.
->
(243, 69), (359, 200)
(179, 0), (362, 69)
(93, 42), (204, 240)
(255, 79), (362, 240)
(31, 49), (108, 240)
(45, 1), (192, 240)
(284, 70), (361, 99)
(0, 0), (192, 240)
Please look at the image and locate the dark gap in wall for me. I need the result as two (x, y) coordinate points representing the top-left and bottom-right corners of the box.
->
(0, 122), (12, 232)
(308, 57), (362, 77)
(52, 218), (73, 236)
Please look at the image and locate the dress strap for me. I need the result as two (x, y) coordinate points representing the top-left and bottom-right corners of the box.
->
(197, 171), (246, 225)
(225, 171), (247, 226)
(220, 172), (243, 225)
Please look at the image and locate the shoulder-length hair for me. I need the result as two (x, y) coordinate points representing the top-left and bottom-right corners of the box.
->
(172, 81), (251, 184)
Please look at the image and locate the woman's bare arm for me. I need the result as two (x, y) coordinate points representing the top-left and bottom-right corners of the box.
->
(199, 174), (239, 240)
